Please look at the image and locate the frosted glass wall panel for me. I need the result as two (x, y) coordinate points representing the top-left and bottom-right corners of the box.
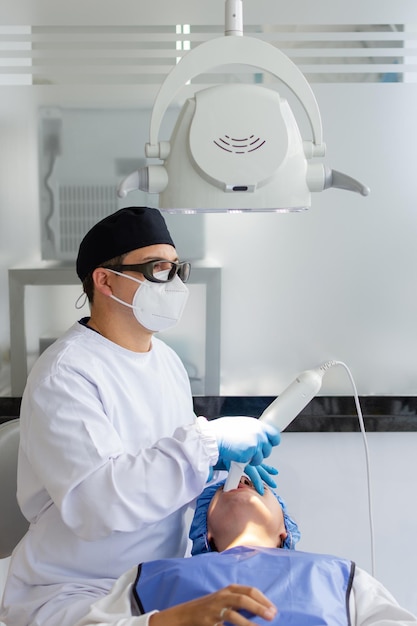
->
(206, 82), (417, 396)
(0, 24), (411, 86)
(0, 89), (40, 367)
(3, 88), (417, 396)
(1, 0), (417, 27)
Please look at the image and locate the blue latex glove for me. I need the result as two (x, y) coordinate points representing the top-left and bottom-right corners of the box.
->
(208, 462), (278, 494)
(210, 415), (281, 468)
(244, 463), (278, 494)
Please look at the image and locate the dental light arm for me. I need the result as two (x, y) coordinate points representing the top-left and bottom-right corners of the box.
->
(223, 361), (337, 492)
(225, 0), (243, 36)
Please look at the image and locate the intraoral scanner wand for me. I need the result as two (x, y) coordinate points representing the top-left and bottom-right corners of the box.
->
(222, 360), (376, 580)
(223, 363), (333, 491)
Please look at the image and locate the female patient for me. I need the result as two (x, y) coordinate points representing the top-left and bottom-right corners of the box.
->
(74, 476), (417, 626)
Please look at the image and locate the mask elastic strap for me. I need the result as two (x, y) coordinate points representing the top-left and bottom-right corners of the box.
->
(109, 294), (136, 311)
(106, 267), (145, 286)
(75, 292), (88, 310)
(106, 268), (147, 311)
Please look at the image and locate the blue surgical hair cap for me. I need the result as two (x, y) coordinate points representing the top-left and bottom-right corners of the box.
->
(189, 479), (301, 556)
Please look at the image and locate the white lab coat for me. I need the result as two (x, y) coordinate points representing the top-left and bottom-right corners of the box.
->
(72, 563), (417, 626)
(0, 322), (218, 626)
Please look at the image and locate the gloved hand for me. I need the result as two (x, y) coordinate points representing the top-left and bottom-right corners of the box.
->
(244, 463), (279, 494)
(209, 415), (281, 468)
(208, 461), (278, 494)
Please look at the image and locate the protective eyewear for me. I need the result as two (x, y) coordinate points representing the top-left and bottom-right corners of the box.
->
(104, 260), (191, 284)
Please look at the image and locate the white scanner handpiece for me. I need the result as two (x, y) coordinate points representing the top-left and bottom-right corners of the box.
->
(223, 368), (325, 491)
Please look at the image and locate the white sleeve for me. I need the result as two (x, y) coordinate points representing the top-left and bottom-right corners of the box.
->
(352, 567), (417, 625)
(20, 371), (218, 541)
(73, 568), (156, 626)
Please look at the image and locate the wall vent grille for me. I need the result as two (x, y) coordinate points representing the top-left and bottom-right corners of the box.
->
(54, 185), (117, 257)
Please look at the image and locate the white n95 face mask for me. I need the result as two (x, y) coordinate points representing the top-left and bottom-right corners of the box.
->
(108, 269), (189, 332)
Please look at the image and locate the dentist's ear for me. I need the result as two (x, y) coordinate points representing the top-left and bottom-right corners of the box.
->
(92, 267), (115, 297)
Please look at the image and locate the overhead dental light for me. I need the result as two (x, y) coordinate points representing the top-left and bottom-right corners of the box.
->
(118, 0), (369, 213)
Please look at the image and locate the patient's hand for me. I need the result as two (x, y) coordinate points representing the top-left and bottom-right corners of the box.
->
(148, 584), (277, 626)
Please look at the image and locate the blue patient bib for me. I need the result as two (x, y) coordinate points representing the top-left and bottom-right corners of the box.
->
(134, 546), (355, 625)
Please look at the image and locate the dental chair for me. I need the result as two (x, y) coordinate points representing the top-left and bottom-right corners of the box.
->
(0, 419), (29, 559)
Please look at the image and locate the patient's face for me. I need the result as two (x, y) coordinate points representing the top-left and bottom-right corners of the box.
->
(206, 476), (287, 551)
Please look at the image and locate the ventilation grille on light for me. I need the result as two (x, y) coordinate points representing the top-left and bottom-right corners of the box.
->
(214, 135), (266, 153)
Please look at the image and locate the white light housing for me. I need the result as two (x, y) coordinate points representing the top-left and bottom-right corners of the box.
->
(117, 2), (369, 212)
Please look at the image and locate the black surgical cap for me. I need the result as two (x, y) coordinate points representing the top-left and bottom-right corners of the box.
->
(76, 207), (175, 281)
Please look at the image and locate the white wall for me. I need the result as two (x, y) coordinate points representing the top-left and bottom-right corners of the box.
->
(270, 432), (417, 615)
